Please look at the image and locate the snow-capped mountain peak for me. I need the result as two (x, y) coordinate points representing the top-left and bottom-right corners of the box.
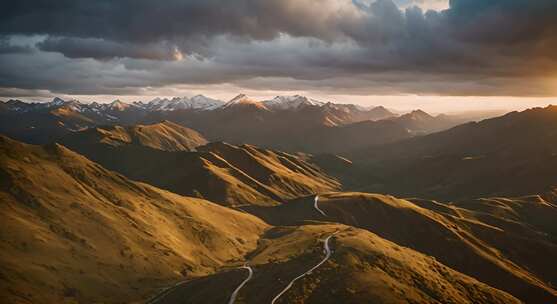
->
(143, 95), (224, 111)
(150, 97), (163, 104)
(147, 98), (175, 111)
(42, 97), (86, 112)
(262, 95), (325, 110)
(50, 97), (66, 106)
(189, 95), (225, 110)
(223, 94), (266, 109)
(107, 100), (130, 111)
(3, 99), (31, 112)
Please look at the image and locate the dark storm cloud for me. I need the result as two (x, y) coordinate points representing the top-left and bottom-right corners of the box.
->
(37, 37), (182, 61)
(0, 0), (359, 49)
(2, 0), (555, 51)
(0, 0), (556, 96)
(447, 0), (557, 44)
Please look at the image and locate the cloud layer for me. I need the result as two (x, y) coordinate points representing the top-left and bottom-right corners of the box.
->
(1, 0), (556, 98)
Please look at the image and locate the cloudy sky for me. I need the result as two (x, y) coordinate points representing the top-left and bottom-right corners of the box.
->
(1, 0), (556, 111)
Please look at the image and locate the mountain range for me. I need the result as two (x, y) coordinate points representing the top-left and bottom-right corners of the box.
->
(1, 95), (556, 304)
(0, 95), (467, 153)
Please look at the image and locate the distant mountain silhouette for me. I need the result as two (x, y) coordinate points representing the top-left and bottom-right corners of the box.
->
(346, 105), (557, 199)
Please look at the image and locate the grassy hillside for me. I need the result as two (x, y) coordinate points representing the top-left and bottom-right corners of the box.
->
(242, 192), (557, 303)
(61, 133), (340, 207)
(62, 120), (207, 152)
(0, 135), (267, 303)
(154, 224), (521, 304)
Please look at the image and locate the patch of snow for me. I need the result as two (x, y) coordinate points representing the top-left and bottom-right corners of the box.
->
(262, 95), (325, 110)
(144, 95), (224, 111)
(50, 97), (66, 106)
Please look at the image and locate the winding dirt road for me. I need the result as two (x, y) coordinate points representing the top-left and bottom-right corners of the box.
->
(228, 264), (253, 304)
(313, 195), (327, 217)
(270, 232), (337, 304)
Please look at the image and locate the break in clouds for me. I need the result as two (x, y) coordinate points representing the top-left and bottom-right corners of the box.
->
(0, 0), (556, 97)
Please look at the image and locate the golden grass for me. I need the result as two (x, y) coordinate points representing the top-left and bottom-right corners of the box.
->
(0, 135), (267, 303)
(162, 224), (521, 304)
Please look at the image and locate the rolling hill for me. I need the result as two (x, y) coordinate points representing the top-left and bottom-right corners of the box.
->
(154, 224), (521, 304)
(60, 128), (340, 207)
(2, 133), (555, 304)
(240, 192), (557, 303)
(61, 120), (208, 152)
(0, 135), (268, 304)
